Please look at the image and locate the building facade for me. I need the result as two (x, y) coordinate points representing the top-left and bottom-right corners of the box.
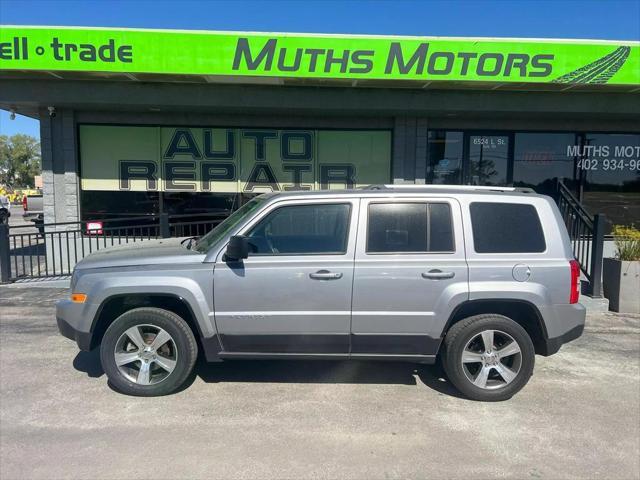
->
(1, 27), (639, 230)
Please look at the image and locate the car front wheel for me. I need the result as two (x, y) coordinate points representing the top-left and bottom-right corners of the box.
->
(442, 314), (535, 401)
(100, 307), (198, 396)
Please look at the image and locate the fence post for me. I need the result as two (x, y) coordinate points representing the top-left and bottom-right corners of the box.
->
(159, 213), (170, 238)
(0, 223), (11, 283)
(588, 214), (605, 298)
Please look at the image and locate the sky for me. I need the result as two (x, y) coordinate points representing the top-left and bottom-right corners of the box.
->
(1, 0), (639, 139)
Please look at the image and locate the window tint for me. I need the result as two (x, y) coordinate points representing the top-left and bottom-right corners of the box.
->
(470, 202), (545, 253)
(367, 203), (454, 253)
(247, 203), (351, 255)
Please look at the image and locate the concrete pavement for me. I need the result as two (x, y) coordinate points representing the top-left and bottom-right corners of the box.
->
(0, 286), (639, 479)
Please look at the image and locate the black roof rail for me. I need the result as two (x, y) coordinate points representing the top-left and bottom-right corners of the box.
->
(361, 184), (536, 193)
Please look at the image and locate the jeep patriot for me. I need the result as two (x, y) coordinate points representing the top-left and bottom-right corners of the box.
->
(57, 185), (585, 400)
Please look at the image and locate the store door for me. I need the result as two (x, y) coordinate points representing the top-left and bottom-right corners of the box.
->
(465, 133), (512, 186)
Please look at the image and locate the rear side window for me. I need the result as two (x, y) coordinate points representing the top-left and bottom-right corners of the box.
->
(470, 202), (546, 253)
(367, 202), (454, 253)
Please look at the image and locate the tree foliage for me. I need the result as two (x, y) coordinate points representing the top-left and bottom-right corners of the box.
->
(0, 134), (41, 188)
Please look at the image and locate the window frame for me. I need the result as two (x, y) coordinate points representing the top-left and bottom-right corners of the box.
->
(364, 200), (456, 255)
(242, 201), (354, 257)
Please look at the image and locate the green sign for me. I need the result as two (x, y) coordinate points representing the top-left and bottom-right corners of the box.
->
(1, 26), (639, 85)
(79, 125), (391, 193)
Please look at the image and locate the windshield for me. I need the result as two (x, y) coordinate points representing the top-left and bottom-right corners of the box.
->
(193, 196), (268, 253)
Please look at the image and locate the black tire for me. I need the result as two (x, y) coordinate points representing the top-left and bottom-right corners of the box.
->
(442, 314), (535, 402)
(100, 307), (198, 396)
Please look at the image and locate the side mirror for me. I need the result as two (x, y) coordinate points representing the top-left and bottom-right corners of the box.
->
(225, 235), (249, 261)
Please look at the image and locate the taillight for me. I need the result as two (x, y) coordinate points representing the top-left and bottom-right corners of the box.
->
(569, 260), (580, 304)
(22, 195), (27, 211)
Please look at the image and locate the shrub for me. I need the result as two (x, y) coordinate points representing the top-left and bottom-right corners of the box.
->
(612, 225), (640, 261)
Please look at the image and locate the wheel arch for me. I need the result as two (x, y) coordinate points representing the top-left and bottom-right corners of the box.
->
(440, 299), (549, 356)
(89, 293), (205, 351)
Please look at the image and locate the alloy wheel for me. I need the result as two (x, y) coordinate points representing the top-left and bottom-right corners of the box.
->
(461, 329), (522, 390)
(113, 324), (178, 385)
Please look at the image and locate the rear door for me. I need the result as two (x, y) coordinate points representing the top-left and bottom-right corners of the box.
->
(351, 197), (469, 356)
(213, 198), (359, 354)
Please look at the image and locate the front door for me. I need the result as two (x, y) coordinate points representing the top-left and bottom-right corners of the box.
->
(213, 199), (359, 354)
(466, 133), (511, 186)
(350, 197), (469, 356)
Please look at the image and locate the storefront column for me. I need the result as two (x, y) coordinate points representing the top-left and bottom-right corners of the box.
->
(39, 108), (79, 224)
(392, 116), (428, 184)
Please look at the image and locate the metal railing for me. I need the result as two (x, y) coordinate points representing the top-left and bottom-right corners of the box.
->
(555, 179), (605, 297)
(0, 212), (226, 282)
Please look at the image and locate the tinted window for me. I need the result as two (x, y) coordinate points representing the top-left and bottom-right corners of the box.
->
(367, 203), (454, 253)
(247, 203), (351, 255)
(468, 135), (509, 186)
(470, 202), (545, 253)
(427, 131), (463, 184)
(580, 133), (640, 231)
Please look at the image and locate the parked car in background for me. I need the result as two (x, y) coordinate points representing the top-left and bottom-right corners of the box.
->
(56, 185), (585, 401)
(22, 193), (44, 234)
(0, 194), (10, 224)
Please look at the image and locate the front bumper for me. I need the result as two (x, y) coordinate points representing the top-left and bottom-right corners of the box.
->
(56, 299), (93, 351)
(57, 316), (93, 351)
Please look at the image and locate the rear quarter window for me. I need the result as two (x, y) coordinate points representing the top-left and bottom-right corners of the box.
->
(470, 202), (546, 253)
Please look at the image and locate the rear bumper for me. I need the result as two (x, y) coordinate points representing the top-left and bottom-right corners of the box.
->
(541, 323), (584, 356)
(539, 303), (586, 356)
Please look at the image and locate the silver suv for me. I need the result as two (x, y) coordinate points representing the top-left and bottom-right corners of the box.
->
(57, 185), (585, 401)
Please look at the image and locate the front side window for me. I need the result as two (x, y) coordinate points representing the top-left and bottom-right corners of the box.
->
(193, 196), (269, 253)
(470, 202), (546, 253)
(367, 202), (454, 253)
(247, 203), (351, 255)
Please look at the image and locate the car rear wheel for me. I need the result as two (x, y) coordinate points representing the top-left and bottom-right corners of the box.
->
(100, 307), (198, 396)
(442, 314), (535, 401)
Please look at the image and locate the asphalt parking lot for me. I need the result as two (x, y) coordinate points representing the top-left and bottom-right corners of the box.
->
(0, 286), (639, 480)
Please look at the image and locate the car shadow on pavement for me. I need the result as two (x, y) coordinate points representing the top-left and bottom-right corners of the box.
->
(195, 359), (466, 398)
(72, 351), (466, 399)
(73, 349), (104, 378)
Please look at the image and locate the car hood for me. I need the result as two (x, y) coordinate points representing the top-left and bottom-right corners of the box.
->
(75, 237), (205, 270)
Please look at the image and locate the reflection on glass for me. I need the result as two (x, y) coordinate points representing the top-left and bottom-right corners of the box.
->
(427, 131), (463, 184)
(513, 133), (579, 196)
(581, 133), (640, 228)
(468, 135), (509, 186)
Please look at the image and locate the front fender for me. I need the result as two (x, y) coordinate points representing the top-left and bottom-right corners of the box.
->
(75, 265), (215, 337)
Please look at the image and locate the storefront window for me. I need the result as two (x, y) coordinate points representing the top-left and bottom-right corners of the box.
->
(468, 134), (509, 186)
(426, 131), (463, 184)
(513, 133), (579, 196)
(81, 191), (160, 220)
(161, 192), (236, 216)
(580, 133), (640, 227)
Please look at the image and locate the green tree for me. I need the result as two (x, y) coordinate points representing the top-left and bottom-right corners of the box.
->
(0, 134), (41, 188)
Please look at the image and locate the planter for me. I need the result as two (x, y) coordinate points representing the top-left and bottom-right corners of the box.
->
(603, 258), (640, 314)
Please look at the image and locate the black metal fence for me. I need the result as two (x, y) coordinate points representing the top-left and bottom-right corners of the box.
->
(555, 179), (605, 297)
(0, 212), (226, 282)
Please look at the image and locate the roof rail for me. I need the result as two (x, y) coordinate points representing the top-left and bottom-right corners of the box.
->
(362, 184), (535, 193)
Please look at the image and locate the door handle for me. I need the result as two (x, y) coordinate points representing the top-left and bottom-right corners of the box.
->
(422, 269), (455, 280)
(309, 270), (343, 280)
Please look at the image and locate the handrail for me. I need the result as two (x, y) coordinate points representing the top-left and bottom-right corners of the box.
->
(555, 178), (605, 298)
(556, 181), (593, 226)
